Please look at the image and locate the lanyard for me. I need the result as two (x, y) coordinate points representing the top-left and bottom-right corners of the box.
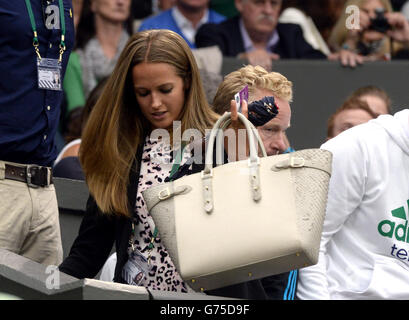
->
(25, 0), (66, 62)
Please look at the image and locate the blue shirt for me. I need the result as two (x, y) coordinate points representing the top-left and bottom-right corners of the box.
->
(0, 1), (74, 167)
(138, 8), (225, 49)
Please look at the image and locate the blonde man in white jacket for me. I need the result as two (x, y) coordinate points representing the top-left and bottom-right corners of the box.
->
(298, 109), (409, 299)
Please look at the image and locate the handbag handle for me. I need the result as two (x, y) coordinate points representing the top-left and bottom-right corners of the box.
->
(215, 117), (267, 165)
(202, 112), (262, 213)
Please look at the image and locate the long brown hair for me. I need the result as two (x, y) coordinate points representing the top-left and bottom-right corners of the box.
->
(80, 30), (218, 217)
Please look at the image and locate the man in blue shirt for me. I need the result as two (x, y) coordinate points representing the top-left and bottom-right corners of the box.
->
(138, 0), (225, 49)
(0, 1), (74, 266)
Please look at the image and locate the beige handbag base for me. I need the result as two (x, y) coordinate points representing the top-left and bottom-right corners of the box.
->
(186, 249), (311, 292)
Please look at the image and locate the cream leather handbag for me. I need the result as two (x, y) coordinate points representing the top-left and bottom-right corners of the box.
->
(142, 112), (332, 292)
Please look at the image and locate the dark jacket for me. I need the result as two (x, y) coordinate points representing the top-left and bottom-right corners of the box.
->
(195, 16), (326, 59)
(59, 145), (298, 300)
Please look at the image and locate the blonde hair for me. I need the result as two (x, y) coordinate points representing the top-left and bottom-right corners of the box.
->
(212, 65), (293, 115)
(80, 30), (218, 217)
(328, 0), (394, 54)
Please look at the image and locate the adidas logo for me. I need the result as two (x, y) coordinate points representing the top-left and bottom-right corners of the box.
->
(378, 200), (409, 242)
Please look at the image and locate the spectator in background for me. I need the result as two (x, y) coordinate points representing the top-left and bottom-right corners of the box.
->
(132, 0), (176, 31)
(199, 69), (223, 105)
(76, 0), (133, 98)
(348, 85), (393, 115)
(279, 0), (347, 56)
(53, 78), (109, 181)
(212, 65), (294, 156)
(329, 0), (409, 65)
(195, 0), (326, 72)
(138, 0), (225, 48)
(63, 107), (84, 146)
(64, 0), (85, 109)
(283, 0), (346, 45)
(61, 0), (85, 145)
(0, 1), (74, 265)
(326, 97), (378, 139)
(156, 0), (177, 11)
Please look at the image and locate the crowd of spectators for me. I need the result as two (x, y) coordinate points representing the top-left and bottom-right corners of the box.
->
(56, 0), (409, 168)
(63, 1), (409, 100)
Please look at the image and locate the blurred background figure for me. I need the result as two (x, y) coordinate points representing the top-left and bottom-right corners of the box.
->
(155, 0), (177, 11)
(347, 85), (393, 115)
(329, 0), (408, 62)
(72, 0), (84, 29)
(133, 0), (176, 30)
(76, 0), (133, 98)
(327, 97), (378, 139)
(53, 78), (109, 181)
(138, 0), (225, 49)
(279, 0), (347, 56)
(196, 0), (326, 72)
(59, 0), (85, 152)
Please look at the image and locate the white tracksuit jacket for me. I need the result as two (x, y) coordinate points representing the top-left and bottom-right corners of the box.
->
(297, 109), (409, 300)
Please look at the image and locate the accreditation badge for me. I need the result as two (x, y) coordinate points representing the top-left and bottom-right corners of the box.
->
(122, 249), (151, 286)
(37, 57), (62, 91)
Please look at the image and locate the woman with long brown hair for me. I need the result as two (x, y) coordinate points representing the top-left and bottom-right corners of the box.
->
(60, 29), (301, 299)
(59, 29), (218, 293)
